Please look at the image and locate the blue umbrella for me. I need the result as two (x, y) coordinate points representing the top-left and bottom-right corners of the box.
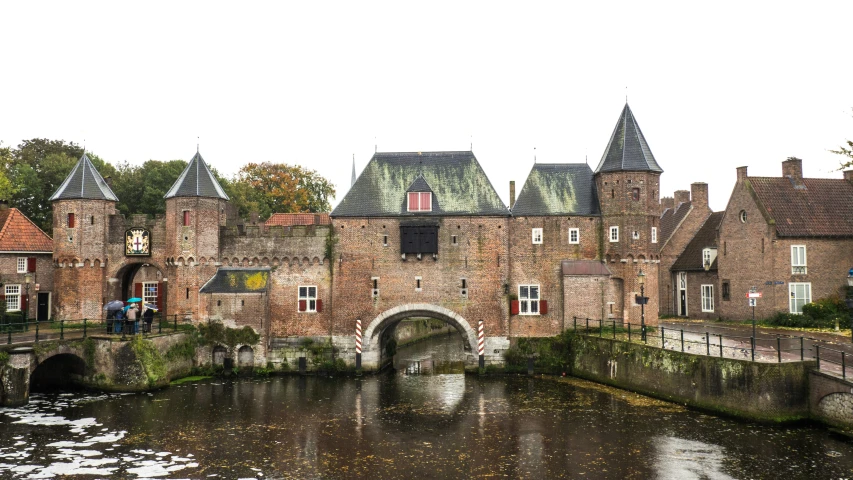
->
(127, 297), (143, 303)
(104, 300), (125, 311)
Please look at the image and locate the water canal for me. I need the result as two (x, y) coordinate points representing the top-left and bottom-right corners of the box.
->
(2, 335), (853, 479)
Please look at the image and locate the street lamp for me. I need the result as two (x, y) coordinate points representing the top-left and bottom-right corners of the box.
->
(846, 268), (853, 343)
(638, 270), (646, 342)
(24, 272), (32, 325)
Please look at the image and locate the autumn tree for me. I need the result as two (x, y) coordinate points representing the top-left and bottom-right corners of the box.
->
(230, 163), (335, 219)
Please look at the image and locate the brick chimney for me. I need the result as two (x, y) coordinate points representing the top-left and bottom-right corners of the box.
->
(660, 197), (675, 211)
(674, 190), (690, 205)
(736, 166), (748, 182)
(844, 169), (853, 183)
(690, 183), (708, 208)
(782, 157), (804, 187)
(509, 181), (516, 208)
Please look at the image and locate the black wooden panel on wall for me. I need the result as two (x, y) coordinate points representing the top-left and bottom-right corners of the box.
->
(400, 226), (438, 254)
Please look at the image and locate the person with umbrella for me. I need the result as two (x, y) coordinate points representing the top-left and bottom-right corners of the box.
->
(126, 299), (140, 334)
(104, 300), (125, 334)
(142, 304), (156, 333)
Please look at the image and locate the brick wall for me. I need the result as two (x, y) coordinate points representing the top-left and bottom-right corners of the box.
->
(0, 253), (53, 319)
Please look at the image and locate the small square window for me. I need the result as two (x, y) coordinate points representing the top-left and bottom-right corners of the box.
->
(632, 231), (640, 240)
(519, 285), (540, 315)
(415, 276), (422, 292)
(632, 188), (640, 201)
(17, 258), (27, 274)
(298, 286), (318, 312)
(568, 228), (579, 244)
(651, 227), (658, 243)
(451, 235), (458, 245)
(532, 228), (543, 244)
(609, 226), (619, 242)
(791, 245), (807, 275)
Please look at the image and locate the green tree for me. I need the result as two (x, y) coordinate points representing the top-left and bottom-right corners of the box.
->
(831, 107), (853, 169)
(229, 162), (335, 219)
(0, 143), (16, 201)
(112, 160), (188, 217)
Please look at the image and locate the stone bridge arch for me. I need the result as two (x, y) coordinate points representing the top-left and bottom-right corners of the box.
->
(360, 304), (479, 370)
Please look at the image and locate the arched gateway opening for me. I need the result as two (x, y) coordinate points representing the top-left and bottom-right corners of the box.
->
(108, 263), (165, 313)
(361, 304), (479, 371)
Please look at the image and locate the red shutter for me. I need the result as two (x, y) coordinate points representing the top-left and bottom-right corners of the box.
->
(298, 300), (306, 312)
(27, 257), (36, 273)
(134, 283), (143, 301)
(510, 300), (519, 315)
(183, 211), (190, 226)
(540, 300), (548, 315)
(21, 294), (28, 313)
(156, 283), (163, 310)
(68, 213), (75, 228)
(316, 299), (323, 312)
(407, 192), (419, 211)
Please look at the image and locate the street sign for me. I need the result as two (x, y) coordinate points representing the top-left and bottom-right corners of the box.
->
(748, 298), (757, 307)
(746, 292), (762, 298)
(34, 284), (40, 291)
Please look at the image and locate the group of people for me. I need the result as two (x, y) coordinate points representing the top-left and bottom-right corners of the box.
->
(109, 303), (155, 334)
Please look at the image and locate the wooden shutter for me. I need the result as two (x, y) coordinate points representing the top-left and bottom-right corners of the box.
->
(298, 300), (306, 312)
(540, 300), (548, 315)
(21, 294), (28, 313)
(183, 211), (190, 226)
(156, 283), (163, 310)
(510, 300), (519, 315)
(68, 213), (75, 228)
(316, 299), (323, 313)
(134, 283), (143, 300)
(27, 257), (36, 273)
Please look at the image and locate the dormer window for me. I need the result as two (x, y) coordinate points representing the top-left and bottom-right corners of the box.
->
(702, 248), (717, 269)
(407, 192), (432, 212)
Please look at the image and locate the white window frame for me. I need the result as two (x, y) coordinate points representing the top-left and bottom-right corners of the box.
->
(791, 245), (807, 275)
(609, 226), (619, 243)
(701, 284), (714, 312)
(518, 284), (540, 315)
(789, 282), (811, 314)
(142, 282), (158, 308)
(5, 284), (21, 312)
(407, 192), (432, 212)
(651, 227), (658, 243)
(17, 258), (27, 274)
(531, 228), (543, 244)
(298, 285), (317, 313)
(568, 228), (579, 244)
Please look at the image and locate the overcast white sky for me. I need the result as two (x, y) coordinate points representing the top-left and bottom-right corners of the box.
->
(2, 1), (852, 211)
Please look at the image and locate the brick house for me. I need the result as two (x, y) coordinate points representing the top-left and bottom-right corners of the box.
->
(0, 203), (54, 321)
(670, 211), (724, 320)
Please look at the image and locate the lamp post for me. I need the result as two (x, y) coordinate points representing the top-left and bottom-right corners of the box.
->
(846, 268), (853, 343)
(24, 272), (32, 325)
(638, 270), (646, 342)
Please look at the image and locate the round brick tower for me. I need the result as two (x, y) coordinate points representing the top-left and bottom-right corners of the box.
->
(50, 153), (118, 320)
(593, 104), (662, 325)
(163, 151), (229, 321)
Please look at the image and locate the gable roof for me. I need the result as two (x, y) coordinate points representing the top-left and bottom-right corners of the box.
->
(660, 201), (692, 245)
(164, 152), (229, 200)
(672, 211), (723, 271)
(331, 151), (508, 217)
(199, 268), (270, 294)
(0, 207), (53, 252)
(748, 177), (853, 237)
(512, 164), (600, 216)
(49, 153), (118, 202)
(265, 213), (331, 227)
(594, 104), (663, 174)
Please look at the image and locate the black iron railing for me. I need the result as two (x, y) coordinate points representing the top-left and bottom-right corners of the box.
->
(0, 314), (191, 345)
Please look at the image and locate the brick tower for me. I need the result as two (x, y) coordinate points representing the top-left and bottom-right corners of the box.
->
(163, 151), (229, 320)
(593, 104), (663, 324)
(50, 153), (118, 320)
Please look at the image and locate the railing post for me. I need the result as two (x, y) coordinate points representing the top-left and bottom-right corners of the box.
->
(843, 352), (847, 380)
(680, 329), (684, 352)
(599, 319), (603, 337)
(816, 345), (820, 370)
(7, 328), (11, 345)
(777, 337), (781, 363)
(158, 315), (162, 334)
(573, 316), (577, 331)
(706, 332), (710, 356)
(751, 337), (755, 362)
(83, 318), (87, 338)
(585, 317), (589, 334)
(612, 320), (616, 339)
(35, 321), (39, 343)
(661, 327), (665, 349)
(60, 320), (64, 340)
(174, 315), (178, 332)
(800, 337), (804, 361)
(719, 334), (723, 358)
(628, 323), (632, 342)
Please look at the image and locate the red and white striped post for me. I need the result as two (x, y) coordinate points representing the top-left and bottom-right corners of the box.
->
(478, 319), (485, 370)
(355, 319), (362, 371)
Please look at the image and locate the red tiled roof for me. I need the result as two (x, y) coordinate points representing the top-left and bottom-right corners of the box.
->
(749, 177), (853, 237)
(0, 208), (53, 252)
(265, 213), (331, 227)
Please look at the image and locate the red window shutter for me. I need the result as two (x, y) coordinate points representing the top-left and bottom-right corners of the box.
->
(68, 213), (75, 228)
(510, 300), (519, 315)
(420, 192), (431, 211)
(134, 283), (143, 300)
(316, 299), (323, 313)
(540, 300), (548, 315)
(408, 192), (419, 211)
(156, 283), (163, 310)
(183, 211), (190, 226)
(27, 257), (36, 273)
(298, 300), (307, 312)
(21, 294), (28, 313)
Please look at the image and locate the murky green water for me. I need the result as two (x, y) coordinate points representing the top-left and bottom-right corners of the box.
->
(2, 337), (853, 479)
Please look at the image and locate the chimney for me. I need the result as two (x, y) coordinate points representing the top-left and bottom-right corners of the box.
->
(690, 183), (708, 208)
(782, 157), (804, 187)
(674, 190), (690, 205)
(509, 181), (516, 208)
(104, 175), (113, 189)
(844, 169), (853, 183)
(660, 197), (675, 211)
(249, 211), (260, 225)
(736, 166), (748, 182)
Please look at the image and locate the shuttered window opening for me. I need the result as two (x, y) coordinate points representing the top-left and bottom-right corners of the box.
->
(400, 226), (438, 254)
(298, 286), (320, 312)
(512, 285), (547, 316)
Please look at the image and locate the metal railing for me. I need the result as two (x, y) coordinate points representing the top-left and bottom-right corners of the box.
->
(0, 314), (191, 345)
(815, 345), (852, 381)
(570, 316), (809, 364)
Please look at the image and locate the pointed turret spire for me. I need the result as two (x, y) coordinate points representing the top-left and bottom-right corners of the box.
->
(351, 154), (356, 187)
(164, 151), (229, 200)
(594, 104), (663, 174)
(50, 153), (118, 202)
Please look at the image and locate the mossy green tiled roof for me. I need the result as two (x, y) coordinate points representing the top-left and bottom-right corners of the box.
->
(332, 152), (508, 217)
(512, 164), (600, 216)
(200, 268), (270, 294)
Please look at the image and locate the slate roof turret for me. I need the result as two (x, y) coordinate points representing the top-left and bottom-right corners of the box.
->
(164, 151), (229, 200)
(512, 164), (600, 216)
(49, 153), (118, 202)
(331, 151), (507, 217)
(594, 104), (663, 174)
